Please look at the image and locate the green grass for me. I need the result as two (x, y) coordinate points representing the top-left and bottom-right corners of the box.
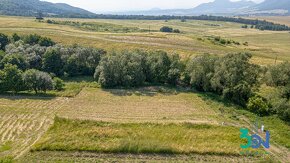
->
(32, 117), (261, 156)
(0, 142), (12, 153)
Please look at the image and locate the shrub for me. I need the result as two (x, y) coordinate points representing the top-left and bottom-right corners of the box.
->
(53, 77), (65, 91)
(247, 95), (271, 116)
(0, 33), (9, 50)
(173, 29), (181, 33)
(160, 26), (173, 33)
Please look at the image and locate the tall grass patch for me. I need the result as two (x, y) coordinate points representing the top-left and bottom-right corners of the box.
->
(33, 117), (256, 156)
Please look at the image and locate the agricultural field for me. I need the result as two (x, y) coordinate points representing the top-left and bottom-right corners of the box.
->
(0, 16), (290, 65)
(0, 15), (290, 162)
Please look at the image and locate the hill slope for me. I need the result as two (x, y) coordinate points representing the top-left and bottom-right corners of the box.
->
(255, 0), (290, 12)
(192, 0), (256, 14)
(0, 0), (96, 18)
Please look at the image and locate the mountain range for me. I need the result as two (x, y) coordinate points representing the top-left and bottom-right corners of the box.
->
(0, 0), (96, 17)
(113, 0), (290, 16)
(0, 0), (289, 17)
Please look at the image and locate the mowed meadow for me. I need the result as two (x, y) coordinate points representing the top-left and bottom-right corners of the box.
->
(0, 16), (290, 65)
(0, 15), (290, 162)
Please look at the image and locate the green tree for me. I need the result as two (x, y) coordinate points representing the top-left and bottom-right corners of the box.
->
(0, 64), (24, 93)
(11, 33), (21, 42)
(23, 69), (53, 93)
(38, 37), (55, 47)
(186, 54), (218, 91)
(145, 51), (171, 84)
(0, 54), (28, 70)
(42, 48), (63, 76)
(211, 53), (260, 105)
(53, 77), (65, 91)
(247, 95), (270, 116)
(0, 33), (9, 50)
(167, 54), (182, 85)
(95, 51), (145, 88)
(265, 62), (290, 87)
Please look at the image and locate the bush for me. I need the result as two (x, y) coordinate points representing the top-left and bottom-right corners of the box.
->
(53, 77), (65, 91)
(247, 95), (271, 116)
(0, 33), (9, 50)
(173, 29), (181, 33)
(160, 26), (173, 33)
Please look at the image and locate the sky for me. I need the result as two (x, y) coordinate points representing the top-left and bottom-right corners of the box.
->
(43, 0), (265, 13)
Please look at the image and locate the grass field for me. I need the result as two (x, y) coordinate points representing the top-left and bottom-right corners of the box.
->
(0, 16), (290, 65)
(0, 15), (290, 162)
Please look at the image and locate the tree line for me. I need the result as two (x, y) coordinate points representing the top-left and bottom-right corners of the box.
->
(0, 33), (289, 122)
(90, 15), (290, 31)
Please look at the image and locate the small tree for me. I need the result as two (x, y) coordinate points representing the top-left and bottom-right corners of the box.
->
(53, 77), (65, 91)
(0, 33), (9, 50)
(42, 48), (63, 76)
(247, 95), (270, 116)
(12, 33), (21, 42)
(23, 69), (53, 93)
(0, 64), (24, 93)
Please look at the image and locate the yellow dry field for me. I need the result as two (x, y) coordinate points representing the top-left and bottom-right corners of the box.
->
(0, 16), (289, 65)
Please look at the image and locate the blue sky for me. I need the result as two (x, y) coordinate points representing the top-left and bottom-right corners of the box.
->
(43, 0), (264, 13)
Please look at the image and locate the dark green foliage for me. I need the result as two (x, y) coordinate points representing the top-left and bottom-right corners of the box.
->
(173, 29), (181, 33)
(53, 77), (65, 91)
(185, 54), (218, 91)
(0, 64), (24, 93)
(144, 51), (171, 84)
(11, 33), (21, 42)
(0, 54), (28, 70)
(0, 33), (9, 50)
(95, 51), (146, 88)
(247, 95), (271, 116)
(23, 69), (54, 93)
(167, 54), (182, 85)
(265, 62), (290, 87)
(160, 26), (173, 33)
(211, 53), (260, 105)
(241, 25), (248, 28)
(23, 34), (55, 46)
(42, 48), (63, 76)
(38, 37), (55, 47)
(63, 47), (106, 76)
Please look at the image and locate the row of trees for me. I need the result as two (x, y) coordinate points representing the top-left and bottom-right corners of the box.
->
(0, 33), (289, 122)
(91, 15), (290, 31)
(94, 50), (182, 88)
(0, 64), (63, 94)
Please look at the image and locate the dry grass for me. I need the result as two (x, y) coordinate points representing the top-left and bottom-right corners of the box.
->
(0, 16), (289, 64)
(57, 87), (220, 123)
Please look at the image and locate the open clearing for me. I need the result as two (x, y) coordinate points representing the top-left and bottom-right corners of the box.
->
(0, 16), (290, 162)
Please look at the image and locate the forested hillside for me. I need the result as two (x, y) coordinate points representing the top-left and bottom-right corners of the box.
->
(0, 0), (96, 17)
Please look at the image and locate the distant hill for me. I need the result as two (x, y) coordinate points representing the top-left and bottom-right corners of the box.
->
(191, 0), (256, 14)
(0, 0), (96, 18)
(255, 0), (290, 12)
